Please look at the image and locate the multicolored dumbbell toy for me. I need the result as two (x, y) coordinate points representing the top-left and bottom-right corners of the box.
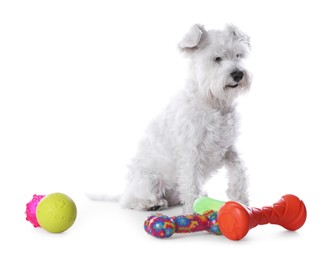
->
(144, 210), (221, 238)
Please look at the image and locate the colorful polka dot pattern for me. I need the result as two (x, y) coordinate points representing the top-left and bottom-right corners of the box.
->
(144, 210), (221, 238)
(144, 214), (175, 238)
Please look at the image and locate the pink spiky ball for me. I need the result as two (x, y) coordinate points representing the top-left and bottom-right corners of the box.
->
(25, 194), (45, 227)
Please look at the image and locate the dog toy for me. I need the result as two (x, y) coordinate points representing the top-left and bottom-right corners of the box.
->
(193, 196), (225, 214)
(217, 194), (307, 240)
(145, 194), (307, 240)
(25, 194), (45, 227)
(25, 193), (77, 233)
(144, 210), (221, 238)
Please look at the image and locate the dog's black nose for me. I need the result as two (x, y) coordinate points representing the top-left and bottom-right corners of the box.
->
(231, 70), (244, 82)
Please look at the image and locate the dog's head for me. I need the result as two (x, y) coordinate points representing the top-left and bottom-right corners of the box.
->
(179, 24), (252, 107)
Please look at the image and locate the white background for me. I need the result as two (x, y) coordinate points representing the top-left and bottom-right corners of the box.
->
(1, 0), (329, 259)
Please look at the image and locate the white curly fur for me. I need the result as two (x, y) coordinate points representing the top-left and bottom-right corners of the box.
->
(89, 24), (252, 214)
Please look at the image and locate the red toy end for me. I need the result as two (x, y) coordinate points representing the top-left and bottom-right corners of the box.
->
(217, 201), (250, 240)
(273, 194), (307, 231)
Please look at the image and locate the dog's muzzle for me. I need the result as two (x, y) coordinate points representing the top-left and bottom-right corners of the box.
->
(226, 70), (244, 88)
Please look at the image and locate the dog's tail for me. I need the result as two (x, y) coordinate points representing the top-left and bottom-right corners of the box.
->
(85, 192), (121, 202)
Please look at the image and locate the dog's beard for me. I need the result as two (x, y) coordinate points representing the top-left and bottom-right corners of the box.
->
(198, 71), (250, 107)
(197, 69), (225, 100)
(224, 77), (251, 104)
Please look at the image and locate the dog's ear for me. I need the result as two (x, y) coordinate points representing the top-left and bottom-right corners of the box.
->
(178, 24), (206, 53)
(226, 24), (251, 49)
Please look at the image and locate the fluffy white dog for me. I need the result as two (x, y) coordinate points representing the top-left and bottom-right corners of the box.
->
(90, 24), (252, 214)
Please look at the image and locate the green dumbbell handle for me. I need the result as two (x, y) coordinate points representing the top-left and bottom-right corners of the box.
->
(193, 196), (226, 215)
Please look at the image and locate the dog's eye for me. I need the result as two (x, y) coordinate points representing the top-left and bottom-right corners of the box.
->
(236, 54), (242, 58)
(214, 57), (223, 63)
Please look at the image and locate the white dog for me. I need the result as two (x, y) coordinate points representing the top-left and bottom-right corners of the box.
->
(90, 24), (252, 214)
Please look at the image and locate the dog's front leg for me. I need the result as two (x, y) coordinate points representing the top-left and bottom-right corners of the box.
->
(224, 146), (249, 206)
(177, 154), (204, 214)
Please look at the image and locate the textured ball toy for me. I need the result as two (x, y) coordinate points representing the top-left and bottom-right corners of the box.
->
(25, 194), (45, 227)
(25, 193), (77, 233)
(144, 210), (221, 238)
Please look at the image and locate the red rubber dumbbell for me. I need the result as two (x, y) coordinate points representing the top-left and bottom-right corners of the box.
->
(217, 194), (307, 240)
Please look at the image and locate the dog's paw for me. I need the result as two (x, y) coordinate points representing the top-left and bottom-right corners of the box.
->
(182, 201), (195, 215)
(226, 189), (249, 206)
(148, 205), (161, 211)
(144, 199), (168, 211)
(237, 196), (249, 207)
(122, 198), (169, 211)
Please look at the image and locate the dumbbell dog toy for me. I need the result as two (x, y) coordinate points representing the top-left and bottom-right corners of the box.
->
(217, 194), (307, 240)
(144, 194), (307, 240)
(144, 210), (221, 238)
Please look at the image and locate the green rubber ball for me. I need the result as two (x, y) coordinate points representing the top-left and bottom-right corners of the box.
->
(36, 193), (77, 233)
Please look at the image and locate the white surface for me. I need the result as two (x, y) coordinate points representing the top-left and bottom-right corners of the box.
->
(1, 1), (329, 259)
